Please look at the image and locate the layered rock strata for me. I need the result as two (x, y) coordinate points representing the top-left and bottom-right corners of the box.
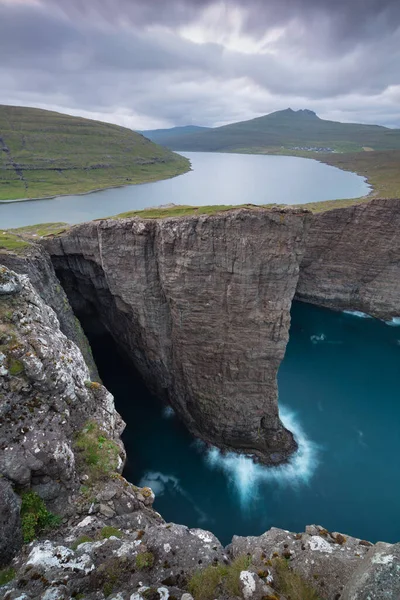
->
(44, 208), (310, 464)
(297, 198), (400, 319)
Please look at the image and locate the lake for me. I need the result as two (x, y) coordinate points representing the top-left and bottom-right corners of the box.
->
(85, 302), (400, 546)
(0, 152), (370, 229)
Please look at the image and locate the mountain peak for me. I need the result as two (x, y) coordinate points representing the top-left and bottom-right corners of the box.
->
(278, 108), (319, 119)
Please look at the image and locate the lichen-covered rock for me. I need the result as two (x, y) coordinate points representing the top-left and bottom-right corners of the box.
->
(0, 242), (98, 379)
(0, 266), (21, 295)
(342, 541), (400, 600)
(0, 266), (124, 518)
(228, 525), (373, 600)
(44, 208), (310, 463)
(4, 520), (226, 600)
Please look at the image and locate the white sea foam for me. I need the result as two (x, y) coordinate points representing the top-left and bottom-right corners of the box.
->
(203, 406), (320, 507)
(385, 317), (400, 327)
(139, 471), (210, 525)
(310, 333), (326, 344)
(162, 406), (175, 419)
(343, 310), (372, 318)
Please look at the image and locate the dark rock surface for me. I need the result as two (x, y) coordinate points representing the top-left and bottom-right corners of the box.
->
(0, 242), (98, 379)
(44, 208), (310, 464)
(0, 479), (22, 567)
(297, 198), (400, 319)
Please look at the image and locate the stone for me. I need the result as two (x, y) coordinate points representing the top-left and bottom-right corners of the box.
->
(0, 478), (23, 567)
(342, 541), (400, 599)
(228, 526), (372, 600)
(0, 266), (22, 295)
(99, 503), (116, 518)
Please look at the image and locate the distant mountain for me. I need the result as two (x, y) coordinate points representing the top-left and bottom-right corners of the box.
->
(139, 125), (211, 146)
(156, 109), (400, 153)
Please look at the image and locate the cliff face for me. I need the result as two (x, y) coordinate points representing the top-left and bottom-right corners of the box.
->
(297, 198), (400, 319)
(0, 242), (99, 379)
(44, 208), (310, 464)
(0, 267), (124, 564)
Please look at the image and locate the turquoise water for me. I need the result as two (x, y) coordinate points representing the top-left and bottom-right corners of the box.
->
(0, 152), (369, 228)
(86, 301), (400, 545)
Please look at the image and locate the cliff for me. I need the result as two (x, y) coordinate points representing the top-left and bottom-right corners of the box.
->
(1, 267), (398, 600)
(44, 208), (310, 464)
(297, 198), (400, 319)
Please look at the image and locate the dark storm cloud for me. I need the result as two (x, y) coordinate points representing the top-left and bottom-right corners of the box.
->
(0, 0), (399, 128)
(42, 0), (400, 47)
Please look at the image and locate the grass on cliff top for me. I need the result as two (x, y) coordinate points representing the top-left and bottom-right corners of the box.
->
(111, 203), (279, 219)
(0, 222), (69, 254)
(0, 104), (190, 201)
(112, 197), (377, 219)
(0, 231), (30, 253)
(12, 222), (69, 238)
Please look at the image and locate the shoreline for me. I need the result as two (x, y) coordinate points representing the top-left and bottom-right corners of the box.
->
(0, 163), (192, 204)
(0, 152), (375, 213)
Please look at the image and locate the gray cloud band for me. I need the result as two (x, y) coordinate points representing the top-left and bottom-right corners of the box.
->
(0, 0), (399, 128)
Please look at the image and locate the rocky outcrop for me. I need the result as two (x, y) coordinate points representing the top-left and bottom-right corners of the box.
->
(44, 208), (310, 464)
(3, 518), (399, 599)
(297, 198), (400, 319)
(0, 242), (98, 379)
(0, 267), (124, 548)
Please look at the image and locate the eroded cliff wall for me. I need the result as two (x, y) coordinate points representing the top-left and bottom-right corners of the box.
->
(0, 243), (99, 379)
(297, 198), (400, 319)
(44, 208), (310, 463)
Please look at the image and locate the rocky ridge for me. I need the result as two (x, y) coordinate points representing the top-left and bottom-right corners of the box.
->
(1, 266), (399, 600)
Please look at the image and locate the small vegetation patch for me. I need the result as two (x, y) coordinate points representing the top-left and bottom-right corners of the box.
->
(100, 526), (123, 539)
(74, 421), (120, 482)
(187, 555), (252, 600)
(20, 491), (61, 543)
(8, 358), (24, 376)
(84, 380), (102, 390)
(71, 535), (93, 550)
(135, 551), (155, 570)
(272, 557), (319, 600)
(0, 566), (16, 587)
(11, 222), (69, 239)
(0, 231), (30, 253)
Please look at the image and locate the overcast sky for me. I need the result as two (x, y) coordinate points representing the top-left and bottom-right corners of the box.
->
(1, 0), (400, 129)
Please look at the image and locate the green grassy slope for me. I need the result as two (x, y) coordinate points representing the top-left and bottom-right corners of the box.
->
(164, 109), (400, 153)
(0, 105), (190, 201)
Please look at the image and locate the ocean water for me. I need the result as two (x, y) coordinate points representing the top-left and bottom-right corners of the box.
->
(85, 301), (400, 546)
(0, 152), (369, 228)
